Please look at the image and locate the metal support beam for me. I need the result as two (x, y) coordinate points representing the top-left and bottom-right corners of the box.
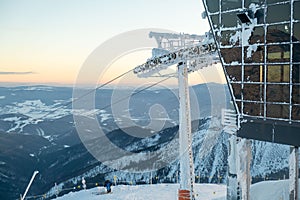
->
(236, 138), (252, 200)
(227, 135), (238, 200)
(178, 62), (195, 200)
(226, 137), (251, 200)
(289, 146), (299, 200)
(221, 109), (246, 200)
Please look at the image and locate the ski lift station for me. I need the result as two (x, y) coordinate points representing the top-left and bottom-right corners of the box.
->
(203, 0), (300, 199)
(134, 0), (299, 199)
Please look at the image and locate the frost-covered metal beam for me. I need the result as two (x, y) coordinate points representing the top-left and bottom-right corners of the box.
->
(289, 146), (299, 200)
(133, 43), (218, 78)
(236, 139), (251, 200)
(223, 111), (251, 200)
(134, 31), (218, 78)
(226, 137), (252, 200)
(178, 62), (195, 200)
(227, 135), (238, 200)
(149, 32), (206, 50)
(222, 109), (239, 200)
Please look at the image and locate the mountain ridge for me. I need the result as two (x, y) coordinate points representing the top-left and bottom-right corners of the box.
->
(0, 84), (295, 199)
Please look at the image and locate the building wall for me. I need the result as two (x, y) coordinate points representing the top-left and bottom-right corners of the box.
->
(203, 0), (300, 123)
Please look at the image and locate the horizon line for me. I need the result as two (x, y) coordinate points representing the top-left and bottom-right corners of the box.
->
(0, 81), (227, 88)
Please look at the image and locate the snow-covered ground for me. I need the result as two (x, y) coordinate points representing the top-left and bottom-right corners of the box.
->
(54, 180), (300, 200)
(250, 179), (299, 200)
(54, 184), (226, 200)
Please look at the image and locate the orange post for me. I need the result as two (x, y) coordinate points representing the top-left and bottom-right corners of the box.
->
(178, 189), (190, 200)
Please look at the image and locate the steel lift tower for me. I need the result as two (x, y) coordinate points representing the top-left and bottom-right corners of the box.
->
(134, 32), (218, 200)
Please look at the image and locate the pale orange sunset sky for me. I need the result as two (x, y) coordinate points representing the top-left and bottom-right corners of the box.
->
(0, 0), (225, 86)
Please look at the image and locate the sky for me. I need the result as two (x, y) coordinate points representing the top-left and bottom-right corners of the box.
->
(0, 0), (225, 86)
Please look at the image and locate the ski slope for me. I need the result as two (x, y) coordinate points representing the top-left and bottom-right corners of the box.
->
(55, 184), (226, 200)
(54, 180), (300, 200)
